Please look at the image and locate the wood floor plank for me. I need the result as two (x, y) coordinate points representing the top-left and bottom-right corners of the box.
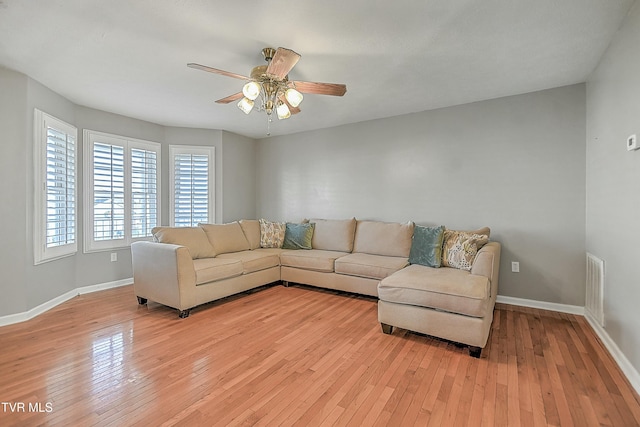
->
(0, 284), (639, 427)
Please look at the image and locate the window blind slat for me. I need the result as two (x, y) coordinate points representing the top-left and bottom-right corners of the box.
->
(131, 148), (158, 238)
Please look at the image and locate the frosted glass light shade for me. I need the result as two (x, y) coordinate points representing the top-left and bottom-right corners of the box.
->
(276, 102), (291, 120)
(237, 97), (254, 114)
(285, 88), (303, 107)
(242, 81), (261, 100)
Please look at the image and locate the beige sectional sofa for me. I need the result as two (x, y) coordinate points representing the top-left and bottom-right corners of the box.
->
(131, 218), (500, 357)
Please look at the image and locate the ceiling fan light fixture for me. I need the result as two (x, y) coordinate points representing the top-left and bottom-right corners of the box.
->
(189, 47), (346, 134)
(276, 102), (291, 120)
(242, 81), (261, 101)
(237, 97), (254, 114)
(285, 88), (303, 107)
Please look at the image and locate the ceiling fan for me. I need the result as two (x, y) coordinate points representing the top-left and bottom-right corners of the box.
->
(188, 47), (347, 124)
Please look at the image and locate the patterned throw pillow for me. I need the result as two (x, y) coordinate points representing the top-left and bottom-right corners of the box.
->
(441, 230), (490, 271)
(282, 222), (315, 250)
(259, 218), (286, 248)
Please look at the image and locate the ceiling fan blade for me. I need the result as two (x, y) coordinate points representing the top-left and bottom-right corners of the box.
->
(187, 63), (250, 80)
(292, 81), (347, 96)
(266, 47), (301, 80)
(216, 92), (244, 104)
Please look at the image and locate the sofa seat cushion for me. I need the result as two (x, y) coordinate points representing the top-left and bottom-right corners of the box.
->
(334, 253), (408, 280)
(192, 258), (243, 285)
(378, 264), (490, 318)
(216, 251), (280, 274)
(252, 247), (288, 256)
(280, 249), (349, 273)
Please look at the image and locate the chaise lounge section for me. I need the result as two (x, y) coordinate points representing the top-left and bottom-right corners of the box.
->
(377, 240), (501, 357)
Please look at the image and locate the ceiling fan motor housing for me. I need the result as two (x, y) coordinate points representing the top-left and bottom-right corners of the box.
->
(262, 47), (276, 62)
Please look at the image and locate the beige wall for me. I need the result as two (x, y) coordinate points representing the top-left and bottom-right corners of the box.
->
(586, 1), (640, 376)
(257, 84), (587, 306)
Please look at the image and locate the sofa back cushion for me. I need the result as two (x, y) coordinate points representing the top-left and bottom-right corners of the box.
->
(239, 219), (261, 250)
(152, 226), (215, 259)
(309, 218), (357, 253)
(352, 220), (414, 257)
(199, 222), (251, 255)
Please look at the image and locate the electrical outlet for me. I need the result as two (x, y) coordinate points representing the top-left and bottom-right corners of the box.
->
(627, 134), (638, 151)
(511, 261), (520, 273)
(110, 252), (117, 262)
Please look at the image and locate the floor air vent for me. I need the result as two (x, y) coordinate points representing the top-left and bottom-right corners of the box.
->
(586, 253), (605, 327)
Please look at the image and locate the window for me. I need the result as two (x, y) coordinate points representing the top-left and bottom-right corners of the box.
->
(169, 145), (215, 226)
(34, 109), (78, 264)
(84, 130), (161, 252)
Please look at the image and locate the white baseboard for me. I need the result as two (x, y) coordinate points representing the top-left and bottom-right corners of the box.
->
(77, 278), (132, 295)
(496, 294), (585, 315)
(584, 313), (640, 396)
(0, 278), (132, 327)
(497, 294), (640, 396)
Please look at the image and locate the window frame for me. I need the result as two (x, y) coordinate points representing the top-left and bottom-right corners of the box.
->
(169, 145), (215, 227)
(33, 109), (78, 265)
(83, 129), (161, 253)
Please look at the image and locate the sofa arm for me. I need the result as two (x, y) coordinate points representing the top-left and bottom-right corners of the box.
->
(131, 241), (197, 310)
(470, 241), (501, 298)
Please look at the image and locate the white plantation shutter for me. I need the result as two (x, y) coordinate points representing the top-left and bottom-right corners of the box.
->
(46, 127), (76, 246)
(93, 142), (125, 241)
(34, 109), (78, 264)
(131, 148), (158, 238)
(84, 130), (161, 252)
(170, 146), (215, 227)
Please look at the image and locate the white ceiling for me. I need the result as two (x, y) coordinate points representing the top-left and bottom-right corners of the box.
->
(0, 0), (634, 139)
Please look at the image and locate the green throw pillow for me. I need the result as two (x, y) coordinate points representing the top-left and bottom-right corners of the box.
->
(408, 225), (445, 268)
(282, 222), (315, 250)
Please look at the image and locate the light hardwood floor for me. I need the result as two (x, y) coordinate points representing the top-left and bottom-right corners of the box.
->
(0, 283), (639, 426)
